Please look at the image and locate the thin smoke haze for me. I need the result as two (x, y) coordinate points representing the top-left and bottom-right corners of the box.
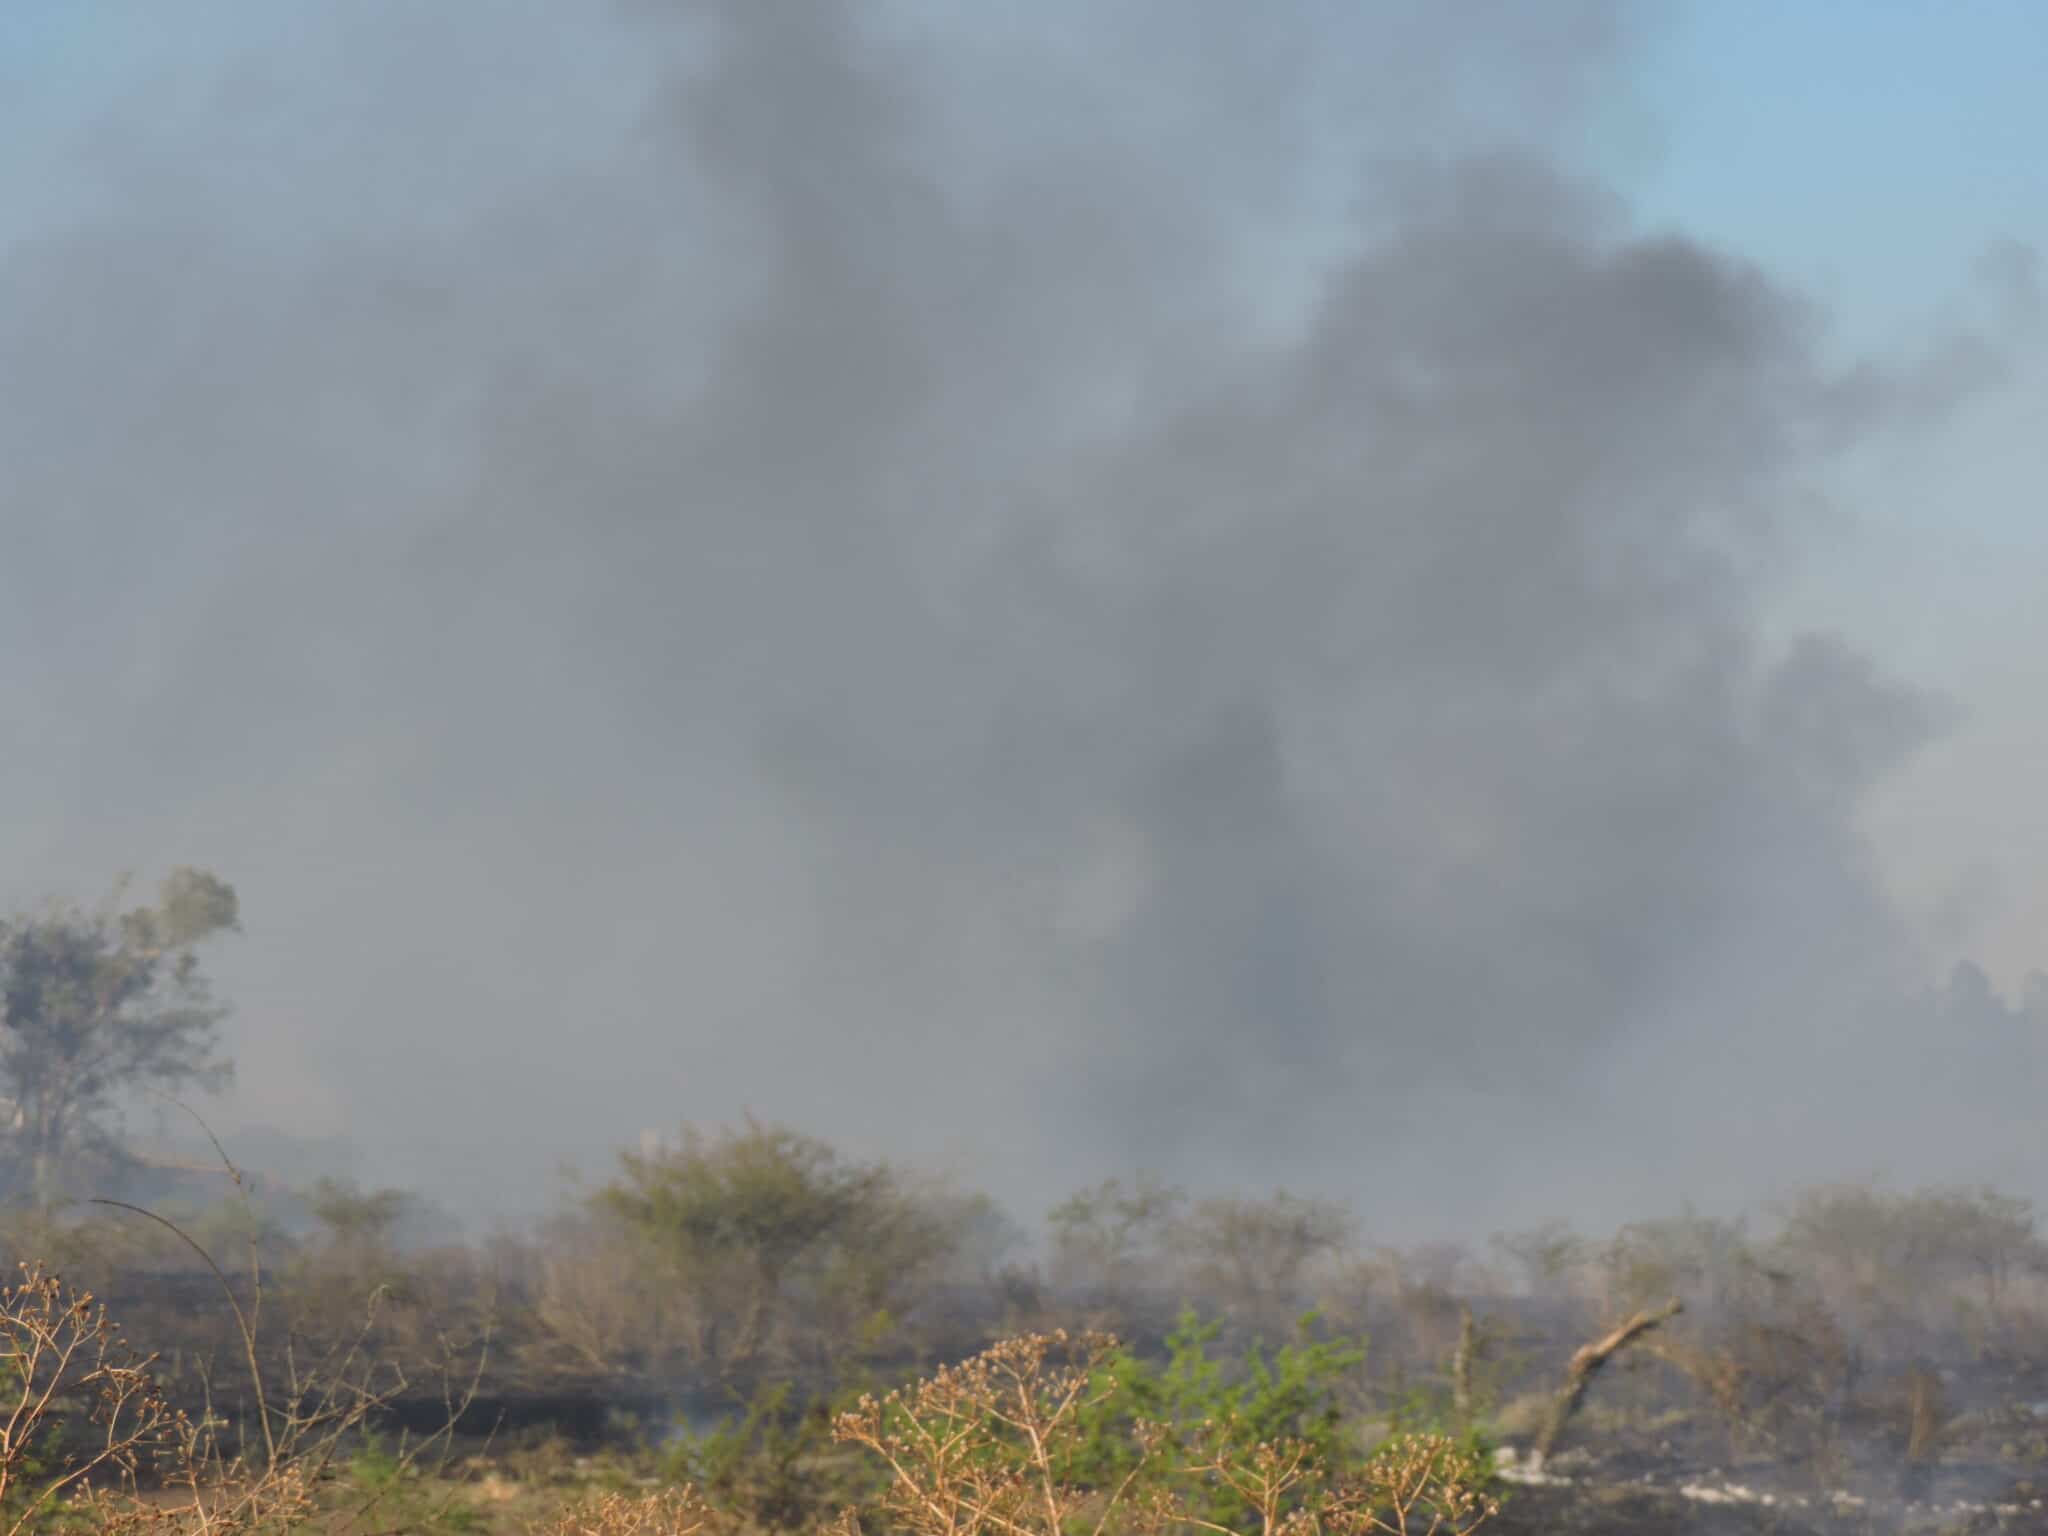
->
(1, 0), (2041, 1236)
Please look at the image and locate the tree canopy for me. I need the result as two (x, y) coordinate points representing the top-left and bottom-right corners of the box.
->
(0, 868), (239, 1207)
(590, 1119), (967, 1382)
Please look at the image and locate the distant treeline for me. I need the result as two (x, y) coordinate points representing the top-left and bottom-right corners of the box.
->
(11, 1119), (2048, 1475)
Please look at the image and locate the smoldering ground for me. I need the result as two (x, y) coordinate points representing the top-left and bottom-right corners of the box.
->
(0, 1), (2038, 1235)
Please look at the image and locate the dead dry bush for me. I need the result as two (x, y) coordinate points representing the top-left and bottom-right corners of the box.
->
(529, 1487), (722, 1536)
(1637, 1269), (1856, 1478)
(39, 1118), (491, 1536)
(0, 1260), (318, 1536)
(82, 1194), (488, 1536)
(0, 1263), (179, 1535)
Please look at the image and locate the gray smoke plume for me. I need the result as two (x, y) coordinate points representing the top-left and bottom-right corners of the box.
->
(0, 1), (2035, 1235)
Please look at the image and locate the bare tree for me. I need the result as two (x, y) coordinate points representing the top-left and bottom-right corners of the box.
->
(1045, 1173), (1185, 1306)
(1489, 1222), (1588, 1298)
(1172, 1191), (1357, 1329)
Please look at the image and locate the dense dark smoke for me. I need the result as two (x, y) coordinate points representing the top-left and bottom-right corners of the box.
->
(0, 1), (2035, 1234)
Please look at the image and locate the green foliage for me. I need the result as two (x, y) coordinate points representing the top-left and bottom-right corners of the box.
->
(1046, 1175), (1185, 1298)
(1604, 1208), (1754, 1313)
(0, 869), (239, 1209)
(1773, 1182), (2041, 1319)
(662, 1382), (876, 1533)
(0, 1433), (88, 1536)
(837, 1332), (1500, 1536)
(1063, 1310), (1369, 1521)
(1488, 1222), (1586, 1295)
(343, 1436), (405, 1497)
(589, 1119), (966, 1380)
(1173, 1193), (1357, 1326)
(307, 1180), (411, 1250)
(1056, 1309), (1497, 1525)
(134, 869), (240, 954)
(343, 1436), (486, 1536)
(1378, 1374), (1495, 1485)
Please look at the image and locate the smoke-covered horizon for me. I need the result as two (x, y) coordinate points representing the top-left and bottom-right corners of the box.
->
(4, 1), (2044, 1240)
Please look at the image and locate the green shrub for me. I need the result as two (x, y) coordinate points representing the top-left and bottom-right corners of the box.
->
(833, 1331), (1497, 1536)
(662, 1382), (877, 1533)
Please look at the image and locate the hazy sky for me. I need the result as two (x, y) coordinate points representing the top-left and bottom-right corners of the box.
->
(3, 1), (2044, 1238)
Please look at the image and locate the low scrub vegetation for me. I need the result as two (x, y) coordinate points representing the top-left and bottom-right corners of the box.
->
(6, 1132), (2048, 1535)
(17, 875), (2048, 1527)
(0, 1261), (1494, 1536)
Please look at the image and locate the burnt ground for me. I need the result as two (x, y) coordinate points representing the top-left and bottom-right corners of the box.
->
(1486, 1440), (2048, 1535)
(1491, 1478), (2048, 1536)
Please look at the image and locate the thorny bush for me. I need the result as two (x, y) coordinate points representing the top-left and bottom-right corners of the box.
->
(830, 1331), (1496, 1536)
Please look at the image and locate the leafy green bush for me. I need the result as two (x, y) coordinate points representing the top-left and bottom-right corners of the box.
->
(661, 1382), (878, 1533)
(1065, 1310), (1367, 1516)
(832, 1330), (1497, 1536)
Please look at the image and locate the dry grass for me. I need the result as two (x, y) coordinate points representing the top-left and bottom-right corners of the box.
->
(527, 1488), (719, 1536)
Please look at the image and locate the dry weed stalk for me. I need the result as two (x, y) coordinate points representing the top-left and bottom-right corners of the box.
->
(0, 1259), (325, 1536)
(1322, 1437), (1496, 1536)
(833, 1331), (1145, 1536)
(0, 1263), (179, 1536)
(75, 1456), (317, 1536)
(1169, 1436), (1317, 1536)
(83, 1105), (490, 1536)
(19, 1256), (431, 1536)
(530, 1486), (719, 1536)
(1172, 1432), (1495, 1536)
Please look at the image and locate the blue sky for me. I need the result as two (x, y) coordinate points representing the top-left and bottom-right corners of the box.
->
(10, 2), (2044, 346)
(1628, 1), (2046, 346)
(1596, 9), (2047, 967)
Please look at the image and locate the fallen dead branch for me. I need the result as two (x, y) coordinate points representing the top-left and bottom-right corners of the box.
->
(1533, 1298), (1683, 1462)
